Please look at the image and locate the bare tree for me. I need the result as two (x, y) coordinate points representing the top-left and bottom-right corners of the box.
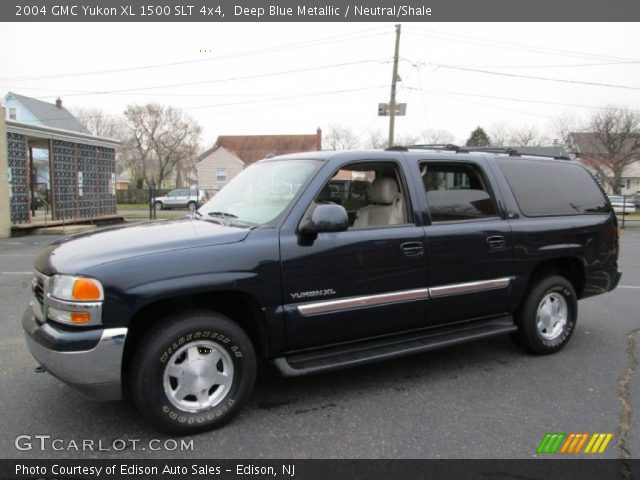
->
(123, 104), (201, 188)
(363, 129), (387, 149)
(489, 122), (549, 147)
(553, 113), (580, 154)
(575, 107), (640, 194)
(324, 124), (360, 150)
(510, 125), (549, 147)
(419, 128), (455, 145)
(488, 122), (510, 147)
(394, 133), (420, 146)
(71, 107), (126, 140)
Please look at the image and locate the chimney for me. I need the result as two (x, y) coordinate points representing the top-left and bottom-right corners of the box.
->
(316, 127), (322, 151)
(55, 97), (62, 109)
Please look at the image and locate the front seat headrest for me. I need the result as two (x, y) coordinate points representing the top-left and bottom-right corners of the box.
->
(370, 177), (399, 205)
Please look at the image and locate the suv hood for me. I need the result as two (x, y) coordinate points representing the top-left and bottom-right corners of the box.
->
(34, 219), (251, 276)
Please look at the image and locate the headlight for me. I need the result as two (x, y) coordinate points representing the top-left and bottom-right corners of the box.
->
(50, 275), (104, 302)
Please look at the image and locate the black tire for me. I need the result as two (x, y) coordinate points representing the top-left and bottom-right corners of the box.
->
(154, 201), (164, 210)
(513, 275), (577, 355)
(187, 201), (197, 212)
(129, 310), (257, 435)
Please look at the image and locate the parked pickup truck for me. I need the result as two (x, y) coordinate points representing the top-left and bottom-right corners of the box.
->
(23, 147), (621, 434)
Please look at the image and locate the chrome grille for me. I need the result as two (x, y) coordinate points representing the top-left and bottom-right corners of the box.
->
(33, 273), (46, 306)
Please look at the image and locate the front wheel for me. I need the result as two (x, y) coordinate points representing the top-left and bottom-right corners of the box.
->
(129, 311), (256, 434)
(512, 275), (578, 355)
(154, 201), (164, 210)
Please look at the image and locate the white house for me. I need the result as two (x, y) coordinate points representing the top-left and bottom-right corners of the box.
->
(197, 130), (322, 192)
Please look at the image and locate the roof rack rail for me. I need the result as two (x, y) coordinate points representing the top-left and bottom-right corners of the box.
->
(458, 147), (519, 155)
(459, 147), (571, 160)
(385, 144), (570, 160)
(405, 144), (461, 152)
(385, 145), (408, 151)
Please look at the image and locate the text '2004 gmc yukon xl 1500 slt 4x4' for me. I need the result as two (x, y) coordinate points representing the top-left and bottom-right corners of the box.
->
(23, 146), (621, 434)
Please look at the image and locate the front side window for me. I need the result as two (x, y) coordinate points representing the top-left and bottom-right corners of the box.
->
(199, 159), (320, 226)
(307, 161), (410, 228)
(420, 162), (498, 222)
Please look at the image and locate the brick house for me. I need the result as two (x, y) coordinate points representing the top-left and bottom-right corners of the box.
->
(197, 129), (322, 192)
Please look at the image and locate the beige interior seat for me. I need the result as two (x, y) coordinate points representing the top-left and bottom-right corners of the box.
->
(353, 177), (405, 227)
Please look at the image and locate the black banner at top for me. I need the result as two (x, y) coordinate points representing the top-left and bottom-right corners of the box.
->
(3, 0), (640, 22)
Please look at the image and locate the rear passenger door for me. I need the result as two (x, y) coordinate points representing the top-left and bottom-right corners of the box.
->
(418, 160), (514, 325)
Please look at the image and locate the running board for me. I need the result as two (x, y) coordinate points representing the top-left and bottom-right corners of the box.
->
(274, 316), (516, 377)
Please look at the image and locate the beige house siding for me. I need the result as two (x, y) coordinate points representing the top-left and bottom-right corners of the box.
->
(197, 147), (245, 192)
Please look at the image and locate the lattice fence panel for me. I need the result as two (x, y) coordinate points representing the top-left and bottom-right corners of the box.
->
(7, 133), (30, 224)
(77, 144), (98, 218)
(97, 147), (117, 215)
(51, 140), (77, 220)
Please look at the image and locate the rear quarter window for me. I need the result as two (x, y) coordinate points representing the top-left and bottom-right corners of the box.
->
(496, 158), (610, 216)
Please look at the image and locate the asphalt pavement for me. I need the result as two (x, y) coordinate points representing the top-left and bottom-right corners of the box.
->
(0, 230), (638, 459)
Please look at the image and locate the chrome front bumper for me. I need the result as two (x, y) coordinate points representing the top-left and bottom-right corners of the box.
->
(22, 308), (127, 401)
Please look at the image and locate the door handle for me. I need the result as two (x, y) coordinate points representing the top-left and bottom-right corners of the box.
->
(400, 242), (424, 257)
(486, 235), (506, 249)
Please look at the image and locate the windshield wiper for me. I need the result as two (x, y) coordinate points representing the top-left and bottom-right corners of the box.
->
(208, 211), (238, 219)
(203, 211), (238, 226)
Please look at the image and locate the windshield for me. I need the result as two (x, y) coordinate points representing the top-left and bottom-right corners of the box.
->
(198, 159), (320, 226)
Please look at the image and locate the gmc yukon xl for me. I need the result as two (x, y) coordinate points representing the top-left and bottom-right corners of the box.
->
(23, 147), (621, 434)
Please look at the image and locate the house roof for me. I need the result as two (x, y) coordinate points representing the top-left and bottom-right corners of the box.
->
(571, 132), (640, 155)
(199, 132), (321, 164)
(5, 92), (90, 134)
(504, 145), (570, 158)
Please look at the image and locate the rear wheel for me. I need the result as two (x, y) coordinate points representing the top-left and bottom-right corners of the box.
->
(129, 310), (256, 434)
(187, 201), (197, 212)
(513, 275), (577, 355)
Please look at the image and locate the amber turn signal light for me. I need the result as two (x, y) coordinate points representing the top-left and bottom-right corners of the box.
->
(72, 278), (103, 301)
(70, 312), (90, 324)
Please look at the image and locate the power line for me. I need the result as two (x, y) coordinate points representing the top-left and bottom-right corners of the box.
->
(439, 60), (640, 69)
(430, 63), (640, 91)
(16, 85), (389, 124)
(401, 85), (640, 112)
(0, 27), (391, 83)
(403, 27), (639, 63)
(421, 90), (555, 120)
(24, 58), (391, 98)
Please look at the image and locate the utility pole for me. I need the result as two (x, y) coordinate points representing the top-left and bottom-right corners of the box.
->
(388, 24), (401, 147)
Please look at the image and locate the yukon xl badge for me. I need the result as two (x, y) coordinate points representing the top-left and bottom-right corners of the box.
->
(290, 289), (336, 300)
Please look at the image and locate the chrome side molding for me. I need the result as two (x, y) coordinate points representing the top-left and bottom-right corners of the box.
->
(297, 288), (430, 316)
(296, 277), (512, 317)
(429, 277), (511, 298)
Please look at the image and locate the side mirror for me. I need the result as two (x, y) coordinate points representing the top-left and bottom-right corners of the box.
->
(299, 204), (349, 235)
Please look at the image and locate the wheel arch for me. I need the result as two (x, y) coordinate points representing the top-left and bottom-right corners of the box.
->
(526, 256), (586, 299)
(122, 290), (270, 377)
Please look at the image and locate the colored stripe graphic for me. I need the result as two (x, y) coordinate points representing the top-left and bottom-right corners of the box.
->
(537, 433), (566, 453)
(584, 433), (613, 454)
(538, 432), (614, 454)
(560, 433), (589, 453)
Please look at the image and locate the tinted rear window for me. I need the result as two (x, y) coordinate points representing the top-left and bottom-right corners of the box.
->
(496, 158), (609, 216)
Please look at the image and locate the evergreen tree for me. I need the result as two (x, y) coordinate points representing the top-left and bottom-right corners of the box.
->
(466, 127), (491, 147)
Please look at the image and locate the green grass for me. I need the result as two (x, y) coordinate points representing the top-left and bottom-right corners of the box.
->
(122, 211), (186, 220)
(117, 203), (149, 210)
